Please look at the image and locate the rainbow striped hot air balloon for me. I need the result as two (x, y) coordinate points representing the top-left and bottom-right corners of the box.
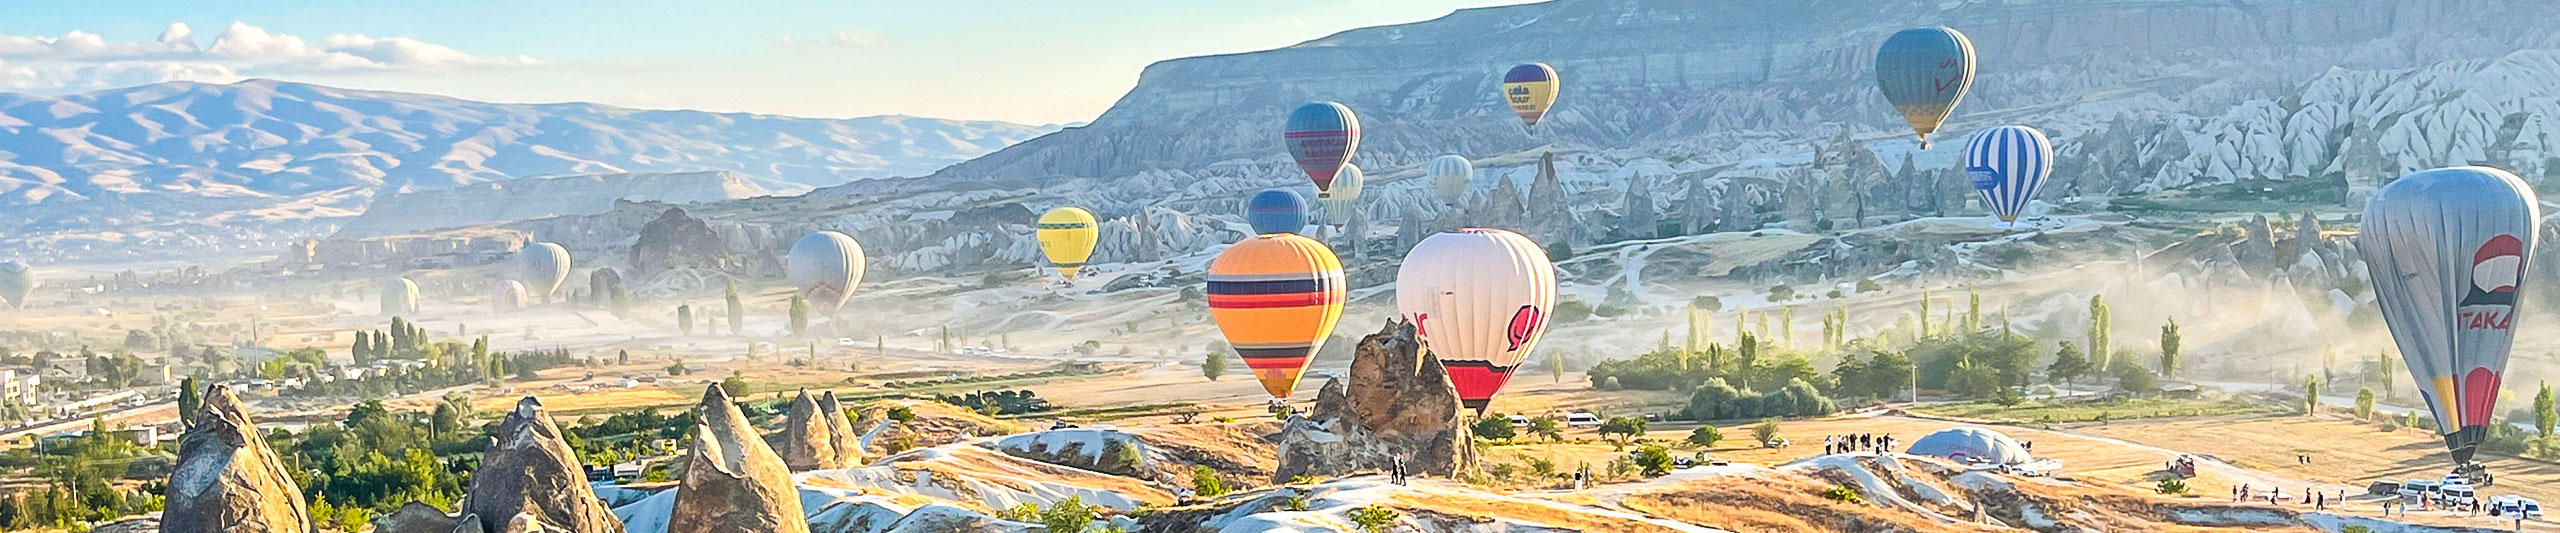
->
(1206, 234), (1346, 400)
(1284, 102), (1360, 192)
(1502, 63), (1560, 127)
(1037, 207), (1100, 280)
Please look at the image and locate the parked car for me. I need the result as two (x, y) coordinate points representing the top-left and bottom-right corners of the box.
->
(2398, 479), (2442, 503)
(1563, 412), (1601, 427)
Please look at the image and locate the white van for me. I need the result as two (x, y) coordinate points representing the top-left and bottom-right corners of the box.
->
(2490, 495), (2544, 519)
(2440, 484), (2477, 508)
(1564, 412), (1601, 427)
(2398, 479), (2441, 503)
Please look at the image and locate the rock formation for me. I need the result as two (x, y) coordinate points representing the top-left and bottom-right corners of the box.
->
(374, 502), (459, 533)
(629, 207), (738, 276)
(777, 390), (852, 471)
(461, 397), (625, 533)
(818, 392), (864, 466)
(1271, 319), (1473, 483)
(669, 385), (809, 533)
(164, 384), (314, 533)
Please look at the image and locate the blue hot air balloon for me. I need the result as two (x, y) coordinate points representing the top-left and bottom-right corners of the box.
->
(1283, 102), (1361, 192)
(1245, 189), (1310, 235)
(1962, 125), (2053, 227)
(1876, 27), (1976, 149)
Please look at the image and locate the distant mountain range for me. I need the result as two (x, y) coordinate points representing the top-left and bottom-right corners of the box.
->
(0, 80), (1057, 259)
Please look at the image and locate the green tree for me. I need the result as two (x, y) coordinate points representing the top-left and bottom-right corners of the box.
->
(175, 376), (202, 427)
(2047, 341), (2090, 390)
(1687, 425), (1723, 447)
(2376, 351), (2396, 399)
(725, 279), (745, 336)
(1038, 495), (1095, 533)
(1549, 351), (1565, 383)
(1527, 416), (1563, 442)
(2354, 388), (2376, 420)
(1347, 505), (1401, 533)
(1201, 350), (1228, 381)
(1546, 241), (1574, 262)
(2087, 295), (2111, 371)
(1751, 418), (1782, 445)
(2303, 374), (2322, 415)
(2535, 381), (2556, 439)
(2114, 363), (2157, 395)
(2158, 317), (2181, 378)
(1597, 416), (1647, 445)
(721, 371), (749, 397)
(1191, 465), (1228, 498)
(677, 304), (694, 337)
(1633, 444), (1674, 477)
(786, 294), (810, 338)
(1472, 415), (1517, 442)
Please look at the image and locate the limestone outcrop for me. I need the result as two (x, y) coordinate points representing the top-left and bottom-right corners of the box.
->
(1271, 319), (1473, 483)
(163, 384), (315, 533)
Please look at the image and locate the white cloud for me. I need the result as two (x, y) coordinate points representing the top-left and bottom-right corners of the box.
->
(0, 21), (536, 91)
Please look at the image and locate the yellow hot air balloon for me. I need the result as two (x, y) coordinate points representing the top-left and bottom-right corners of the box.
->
(1037, 207), (1100, 279)
(1502, 63), (1561, 127)
(1206, 234), (1345, 399)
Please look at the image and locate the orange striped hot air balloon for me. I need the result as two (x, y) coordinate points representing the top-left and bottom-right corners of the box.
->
(1205, 234), (1346, 399)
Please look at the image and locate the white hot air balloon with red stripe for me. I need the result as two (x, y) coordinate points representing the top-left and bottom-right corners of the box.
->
(1396, 228), (1556, 415)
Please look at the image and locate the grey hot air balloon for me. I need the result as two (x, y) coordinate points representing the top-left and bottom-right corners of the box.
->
(380, 277), (421, 316)
(1429, 155), (1473, 206)
(518, 242), (572, 299)
(491, 280), (528, 312)
(0, 261), (33, 310)
(1875, 27), (1975, 149)
(2359, 166), (2538, 471)
(787, 231), (865, 313)
(0, 261), (34, 309)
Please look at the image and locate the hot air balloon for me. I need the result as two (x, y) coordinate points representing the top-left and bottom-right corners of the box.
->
(1396, 228), (1556, 415)
(518, 242), (572, 300)
(1037, 207), (1100, 280)
(1875, 27), (1975, 149)
(787, 231), (866, 313)
(1501, 63), (1561, 127)
(1321, 164), (1365, 227)
(1962, 125), (2053, 227)
(1428, 155), (1473, 206)
(2359, 166), (2539, 474)
(380, 277), (420, 316)
(1206, 234), (1346, 400)
(491, 280), (529, 312)
(0, 261), (33, 309)
(1284, 102), (1360, 192)
(1245, 190), (1309, 235)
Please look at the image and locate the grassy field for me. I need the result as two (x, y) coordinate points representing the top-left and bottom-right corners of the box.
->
(1913, 397), (2286, 424)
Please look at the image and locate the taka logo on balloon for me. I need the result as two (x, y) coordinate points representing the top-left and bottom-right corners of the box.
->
(2458, 234), (2524, 330)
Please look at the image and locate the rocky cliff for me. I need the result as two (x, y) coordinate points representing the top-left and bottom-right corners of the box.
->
(163, 384), (314, 533)
(1272, 319), (1473, 483)
(669, 385), (809, 533)
(460, 397), (627, 533)
(334, 171), (765, 239)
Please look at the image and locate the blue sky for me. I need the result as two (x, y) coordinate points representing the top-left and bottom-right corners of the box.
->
(0, 1), (1529, 124)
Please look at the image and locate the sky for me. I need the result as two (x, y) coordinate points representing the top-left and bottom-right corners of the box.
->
(0, 1), (1531, 125)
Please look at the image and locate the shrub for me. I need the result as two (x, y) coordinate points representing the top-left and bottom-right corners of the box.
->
(1634, 444), (1674, 476)
(1752, 418), (1782, 444)
(887, 406), (917, 422)
(1039, 496), (1095, 533)
(1347, 505), (1401, 533)
(1688, 426), (1723, 447)
(2157, 476), (2189, 495)
(1472, 415), (1517, 442)
(1822, 485), (1865, 504)
(1856, 279), (1882, 293)
(1192, 465), (1228, 497)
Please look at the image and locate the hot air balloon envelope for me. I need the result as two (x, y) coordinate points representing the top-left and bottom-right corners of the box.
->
(1284, 102), (1361, 191)
(1206, 234), (1346, 399)
(1037, 207), (1101, 280)
(1245, 190), (1309, 235)
(380, 277), (420, 316)
(1876, 27), (1975, 148)
(1963, 125), (2053, 225)
(1429, 155), (1474, 205)
(492, 280), (528, 312)
(1396, 228), (1556, 414)
(1321, 164), (1365, 226)
(788, 231), (866, 312)
(0, 261), (34, 309)
(1502, 63), (1561, 126)
(2359, 166), (2540, 465)
(518, 242), (572, 298)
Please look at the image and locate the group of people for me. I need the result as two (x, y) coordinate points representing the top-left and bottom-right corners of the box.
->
(2232, 484), (2349, 511)
(1823, 433), (1896, 455)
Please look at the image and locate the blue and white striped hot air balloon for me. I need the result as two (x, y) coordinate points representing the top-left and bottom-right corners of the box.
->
(1962, 125), (2053, 227)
